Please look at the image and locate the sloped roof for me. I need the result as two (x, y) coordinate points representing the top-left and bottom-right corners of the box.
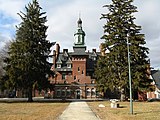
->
(66, 57), (72, 63)
(151, 70), (160, 89)
(56, 56), (62, 64)
(55, 50), (100, 71)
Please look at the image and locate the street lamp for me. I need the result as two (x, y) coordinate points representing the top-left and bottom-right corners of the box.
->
(126, 33), (133, 114)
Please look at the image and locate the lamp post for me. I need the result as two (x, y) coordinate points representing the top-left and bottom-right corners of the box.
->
(126, 34), (133, 114)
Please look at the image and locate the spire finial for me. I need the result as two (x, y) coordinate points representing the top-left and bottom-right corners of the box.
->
(77, 12), (82, 25)
(79, 12), (81, 19)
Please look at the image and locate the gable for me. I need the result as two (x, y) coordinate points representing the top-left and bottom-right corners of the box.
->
(151, 70), (160, 89)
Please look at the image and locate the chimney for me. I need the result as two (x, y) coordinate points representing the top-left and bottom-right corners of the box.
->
(53, 50), (56, 69)
(92, 49), (96, 53)
(56, 44), (60, 58)
(63, 49), (68, 54)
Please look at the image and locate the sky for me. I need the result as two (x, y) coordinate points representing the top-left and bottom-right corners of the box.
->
(0, 0), (159, 69)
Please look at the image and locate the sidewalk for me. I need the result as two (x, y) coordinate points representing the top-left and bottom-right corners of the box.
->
(58, 101), (100, 120)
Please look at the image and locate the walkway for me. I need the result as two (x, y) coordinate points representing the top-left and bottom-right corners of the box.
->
(58, 101), (100, 120)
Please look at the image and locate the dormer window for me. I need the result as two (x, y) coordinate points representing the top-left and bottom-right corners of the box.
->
(56, 56), (62, 68)
(62, 73), (66, 80)
(57, 64), (61, 68)
(67, 64), (71, 68)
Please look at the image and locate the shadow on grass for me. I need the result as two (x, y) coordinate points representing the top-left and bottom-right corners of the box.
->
(134, 110), (160, 115)
(118, 106), (127, 108)
(0, 98), (71, 103)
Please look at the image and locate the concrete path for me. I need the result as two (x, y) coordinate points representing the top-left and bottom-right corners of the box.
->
(58, 101), (100, 120)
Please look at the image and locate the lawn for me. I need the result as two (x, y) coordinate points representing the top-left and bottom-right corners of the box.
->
(88, 101), (160, 120)
(0, 102), (69, 120)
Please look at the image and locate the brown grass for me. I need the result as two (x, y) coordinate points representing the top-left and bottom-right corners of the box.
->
(0, 102), (69, 120)
(88, 101), (160, 120)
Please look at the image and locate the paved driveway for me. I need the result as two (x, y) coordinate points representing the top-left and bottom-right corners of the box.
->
(58, 101), (100, 120)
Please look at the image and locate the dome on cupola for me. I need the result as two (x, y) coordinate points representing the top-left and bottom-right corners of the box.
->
(77, 18), (82, 24)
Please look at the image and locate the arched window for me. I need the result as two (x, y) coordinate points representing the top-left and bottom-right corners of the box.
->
(61, 90), (66, 97)
(91, 88), (96, 96)
(78, 67), (80, 72)
(82, 70), (84, 74)
(56, 89), (61, 97)
(86, 88), (90, 96)
(66, 90), (71, 97)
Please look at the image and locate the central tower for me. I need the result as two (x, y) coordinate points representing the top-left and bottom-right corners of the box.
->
(73, 18), (86, 52)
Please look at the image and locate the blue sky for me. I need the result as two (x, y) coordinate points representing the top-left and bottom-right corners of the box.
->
(0, 0), (160, 69)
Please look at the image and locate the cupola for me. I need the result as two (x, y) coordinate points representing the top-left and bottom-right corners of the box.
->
(74, 17), (85, 46)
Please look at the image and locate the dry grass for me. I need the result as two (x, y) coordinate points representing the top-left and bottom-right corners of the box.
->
(0, 102), (69, 120)
(88, 101), (160, 120)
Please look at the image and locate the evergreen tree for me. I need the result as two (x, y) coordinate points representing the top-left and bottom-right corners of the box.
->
(0, 42), (8, 79)
(95, 0), (153, 100)
(0, 57), (3, 78)
(0, 41), (10, 91)
(3, 0), (54, 101)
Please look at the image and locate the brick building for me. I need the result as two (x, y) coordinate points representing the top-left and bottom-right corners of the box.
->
(49, 18), (101, 99)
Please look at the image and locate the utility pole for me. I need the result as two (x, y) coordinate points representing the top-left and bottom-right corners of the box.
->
(127, 34), (133, 114)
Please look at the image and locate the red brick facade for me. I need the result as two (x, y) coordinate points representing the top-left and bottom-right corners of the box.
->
(48, 45), (99, 99)
(48, 18), (100, 99)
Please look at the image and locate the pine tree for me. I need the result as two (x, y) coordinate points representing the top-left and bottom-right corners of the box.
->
(95, 0), (153, 100)
(3, 0), (54, 101)
(0, 41), (11, 91)
(0, 57), (3, 78)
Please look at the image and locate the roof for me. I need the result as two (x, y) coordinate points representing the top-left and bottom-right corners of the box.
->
(151, 70), (160, 89)
(72, 46), (86, 55)
(55, 49), (100, 71)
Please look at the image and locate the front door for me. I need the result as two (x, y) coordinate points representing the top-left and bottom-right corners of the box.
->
(76, 90), (80, 99)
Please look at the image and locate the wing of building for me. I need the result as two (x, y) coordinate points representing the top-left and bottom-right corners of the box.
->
(49, 18), (102, 99)
(147, 70), (160, 99)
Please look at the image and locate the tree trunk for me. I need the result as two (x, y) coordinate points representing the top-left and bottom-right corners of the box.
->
(28, 86), (33, 102)
(120, 88), (126, 101)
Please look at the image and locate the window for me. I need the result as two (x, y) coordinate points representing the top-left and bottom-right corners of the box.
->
(57, 64), (61, 68)
(86, 88), (90, 96)
(93, 57), (96, 61)
(74, 76), (76, 80)
(78, 36), (81, 43)
(62, 73), (66, 80)
(82, 70), (84, 75)
(78, 67), (80, 72)
(96, 91), (100, 97)
(56, 90), (61, 97)
(91, 79), (95, 84)
(61, 90), (66, 97)
(91, 88), (96, 96)
(67, 64), (71, 68)
(66, 90), (71, 97)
